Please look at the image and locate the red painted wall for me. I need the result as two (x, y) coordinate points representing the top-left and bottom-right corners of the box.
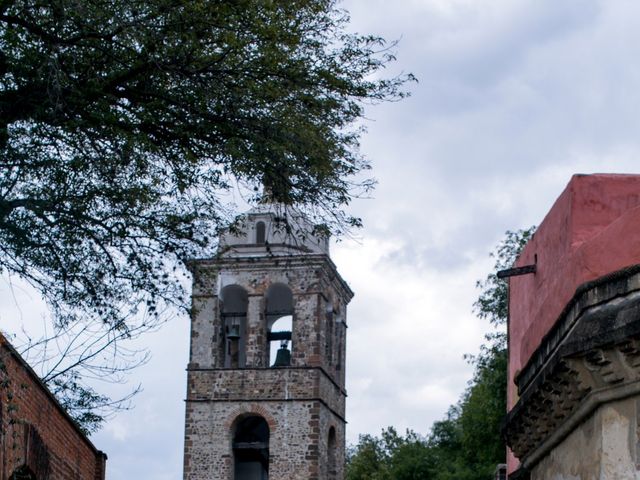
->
(507, 173), (640, 472)
(0, 334), (106, 480)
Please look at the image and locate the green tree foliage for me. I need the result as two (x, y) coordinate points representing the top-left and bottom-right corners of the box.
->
(473, 228), (536, 327)
(346, 428), (434, 480)
(0, 0), (413, 431)
(347, 227), (535, 480)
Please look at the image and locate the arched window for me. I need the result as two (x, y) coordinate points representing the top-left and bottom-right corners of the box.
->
(220, 285), (249, 368)
(328, 427), (337, 480)
(233, 416), (269, 480)
(335, 310), (343, 372)
(325, 301), (334, 366)
(265, 284), (293, 367)
(10, 466), (37, 480)
(256, 221), (266, 244)
(269, 315), (292, 366)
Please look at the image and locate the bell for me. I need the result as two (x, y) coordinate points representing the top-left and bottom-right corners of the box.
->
(227, 324), (241, 340)
(273, 341), (291, 367)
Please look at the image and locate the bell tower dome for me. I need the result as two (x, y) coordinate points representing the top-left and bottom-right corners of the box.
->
(183, 204), (352, 480)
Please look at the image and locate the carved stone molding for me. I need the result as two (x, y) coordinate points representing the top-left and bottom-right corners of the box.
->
(505, 266), (640, 469)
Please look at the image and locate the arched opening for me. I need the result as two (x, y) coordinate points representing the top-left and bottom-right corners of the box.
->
(335, 309), (344, 372)
(269, 315), (292, 366)
(325, 301), (334, 366)
(233, 416), (269, 480)
(256, 221), (266, 244)
(220, 285), (249, 368)
(265, 284), (293, 367)
(328, 427), (337, 480)
(10, 466), (37, 480)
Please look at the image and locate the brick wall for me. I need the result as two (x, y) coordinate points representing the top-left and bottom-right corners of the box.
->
(0, 334), (106, 480)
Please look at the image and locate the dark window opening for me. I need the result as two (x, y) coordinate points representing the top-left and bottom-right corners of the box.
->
(325, 301), (334, 366)
(221, 285), (249, 368)
(256, 221), (266, 244)
(10, 466), (37, 480)
(328, 427), (337, 480)
(233, 416), (269, 480)
(335, 310), (344, 372)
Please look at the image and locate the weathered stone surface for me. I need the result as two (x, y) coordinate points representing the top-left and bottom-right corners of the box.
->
(506, 268), (640, 478)
(183, 211), (352, 480)
(530, 398), (638, 480)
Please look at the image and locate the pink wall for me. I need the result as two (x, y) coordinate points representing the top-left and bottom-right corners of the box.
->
(507, 173), (640, 473)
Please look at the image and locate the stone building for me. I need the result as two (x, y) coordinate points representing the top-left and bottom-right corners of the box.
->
(183, 204), (353, 480)
(0, 333), (107, 480)
(504, 174), (640, 478)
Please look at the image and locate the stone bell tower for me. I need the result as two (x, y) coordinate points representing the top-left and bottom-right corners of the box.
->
(183, 204), (352, 480)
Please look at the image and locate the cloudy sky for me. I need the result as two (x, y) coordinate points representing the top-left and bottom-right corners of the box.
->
(3, 1), (640, 478)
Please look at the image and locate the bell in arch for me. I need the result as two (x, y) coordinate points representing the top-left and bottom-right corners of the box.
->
(273, 340), (291, 367)
(227, 324), (241, 340)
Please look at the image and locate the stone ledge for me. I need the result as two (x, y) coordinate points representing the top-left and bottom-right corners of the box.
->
(515, 263), (640, 394)
(505, 267), (640, 466)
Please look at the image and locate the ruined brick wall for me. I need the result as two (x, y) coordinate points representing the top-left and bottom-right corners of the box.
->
(184, 252), (352, 480)
(0, 334), (106, 480)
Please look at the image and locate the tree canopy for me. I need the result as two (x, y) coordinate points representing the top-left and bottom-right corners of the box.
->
(0, 0), (412, 430)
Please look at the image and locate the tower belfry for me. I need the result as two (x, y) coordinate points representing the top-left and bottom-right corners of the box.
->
(183, 204), (352, 480)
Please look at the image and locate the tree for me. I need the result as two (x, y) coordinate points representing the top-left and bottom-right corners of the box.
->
(430, 227), (536, 479)
(15, 316), (148, 434)
(346, 227), (535, 480)
(0, 0), (413, 431)
(473, 228), (536, 328)
(346, 428), (434, 480)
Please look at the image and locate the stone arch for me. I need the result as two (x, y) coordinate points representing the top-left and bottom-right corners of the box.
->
(265, 283), (293, 321)
(265, 283), (294, 366)
(220, 284), (249, 368)
(224, 405), (278, 433)
(327, 425), (337, 480)
(324, 297), (336, 366)
(229, 413), (271, 480)
(256, 221), (266, 244)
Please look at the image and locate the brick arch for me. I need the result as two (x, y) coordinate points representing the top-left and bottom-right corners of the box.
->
(223, 404), (278, 433)
(9, 465), (37, 480)
(10, 423), (50, 480)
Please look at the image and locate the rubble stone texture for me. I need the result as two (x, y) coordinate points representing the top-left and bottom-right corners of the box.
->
(183, 204), (353, 480)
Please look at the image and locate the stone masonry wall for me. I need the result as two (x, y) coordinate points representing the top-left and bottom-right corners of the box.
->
(318, 403), (345, 480)
(183, 400), (342, 480)
(184, 253), (351, 479)
(187, 368), (345, 417)
(530, 397), (639, 479)
(189, 255), (351, 379)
